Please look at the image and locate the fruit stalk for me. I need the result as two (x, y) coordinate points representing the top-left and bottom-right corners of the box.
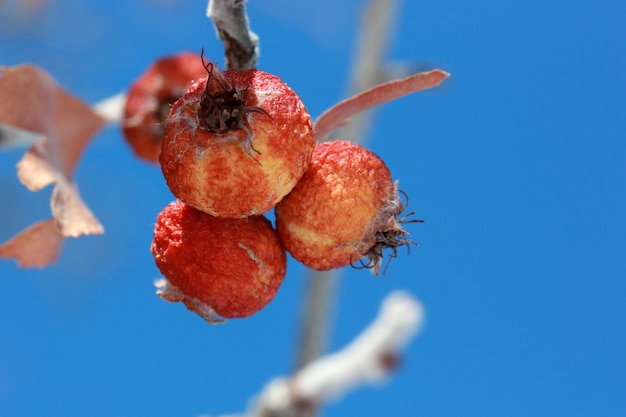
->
(207, 0), (259, 70)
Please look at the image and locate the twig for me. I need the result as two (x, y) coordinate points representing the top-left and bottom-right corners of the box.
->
(294, 270), (338, 371)
(340, 0), (402, 144)
(243, 292), (425, 417)
(207, 0), (259, 70)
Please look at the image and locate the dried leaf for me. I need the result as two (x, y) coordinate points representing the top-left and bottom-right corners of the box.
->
(314, 69), (449, 142)
(0, 64), (107, 267)
(0, 65), (55, 133)
(51, 179), (104, 237)
(0, 220), (63, 268)
(15, 140), (57, 191)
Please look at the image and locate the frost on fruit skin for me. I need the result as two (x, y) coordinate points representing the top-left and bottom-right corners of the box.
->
(151, 200), (287, 320)
(275, 140), (416, 275)
(123, 52), (208, 164)
(159, 68), (315, 218)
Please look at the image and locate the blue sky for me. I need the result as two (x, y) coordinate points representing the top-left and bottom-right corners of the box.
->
(1, 1), (625, 416)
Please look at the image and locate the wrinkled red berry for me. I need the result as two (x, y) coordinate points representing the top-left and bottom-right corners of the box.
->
(122, 52), (208, 164)
(151, 200), (287, 321)
(275, 140), (416, 275)
(159, 66), (315, 218)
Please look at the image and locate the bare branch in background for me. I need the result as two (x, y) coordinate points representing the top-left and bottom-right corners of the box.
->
(341, 0), (402, 144)
(295, 0), (402, 374)
(216, 292), (424, 417)
(207, 0), (259, 70)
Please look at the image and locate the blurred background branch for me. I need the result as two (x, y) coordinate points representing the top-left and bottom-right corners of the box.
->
(215, 292), (424, 417)
(295, 0), (403, 376)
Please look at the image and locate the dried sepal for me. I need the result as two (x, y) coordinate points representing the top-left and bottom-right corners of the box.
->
(155, 278), (226, 324)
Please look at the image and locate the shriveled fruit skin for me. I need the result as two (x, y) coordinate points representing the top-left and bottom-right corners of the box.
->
(123, 52), (207, 164)
(160, 69), (315, 218)
(275, 140), (403, 272)
(151, 200), (286, 319)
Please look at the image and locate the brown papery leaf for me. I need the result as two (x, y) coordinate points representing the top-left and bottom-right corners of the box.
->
(0, 65), (55, 133)
(314, 69), (449, 143)
(0, 220), (63, 268)
(0, 65), (107, 267)
(51, 179), (104, 237)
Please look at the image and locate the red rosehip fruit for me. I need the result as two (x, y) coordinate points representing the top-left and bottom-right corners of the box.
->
(123, 52), (208, 164)
(159, 64), (315, 218)
(151, 200), (287, 322)
(275, 140), (418, 275)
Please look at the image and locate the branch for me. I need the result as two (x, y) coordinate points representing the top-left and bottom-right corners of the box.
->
(207, 0), (259, 70)
(220, 292), (424, 417)
(339, 0), (402, 145)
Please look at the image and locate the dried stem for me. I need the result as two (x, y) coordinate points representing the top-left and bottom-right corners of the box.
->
(207, 0), (259, 70)
(340, 0), (403, 144)
(294, 270), (339, 370)
(228, 292), (425, 417)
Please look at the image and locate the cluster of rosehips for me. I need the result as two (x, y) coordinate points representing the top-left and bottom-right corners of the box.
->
(123, 53), (416, 323)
